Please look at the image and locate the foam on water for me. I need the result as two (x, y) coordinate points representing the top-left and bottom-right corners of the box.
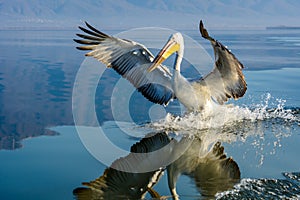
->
(148, 93), (299, 133)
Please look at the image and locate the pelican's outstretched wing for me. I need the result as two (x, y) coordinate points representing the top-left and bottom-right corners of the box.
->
(74, 22), (174, 105)
(196, 20), (247, 104)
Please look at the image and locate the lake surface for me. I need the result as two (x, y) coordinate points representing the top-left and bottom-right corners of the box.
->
(0, 26), (300, 199)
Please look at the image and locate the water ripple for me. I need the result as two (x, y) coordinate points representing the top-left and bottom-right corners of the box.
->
(216, 172), (300, 199)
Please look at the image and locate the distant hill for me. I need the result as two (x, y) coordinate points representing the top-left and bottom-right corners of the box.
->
(1, 0), (300, 29)
(266, 25), (300, 30)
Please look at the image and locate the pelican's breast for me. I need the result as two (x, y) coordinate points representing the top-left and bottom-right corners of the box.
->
(172, 71), (203, 111)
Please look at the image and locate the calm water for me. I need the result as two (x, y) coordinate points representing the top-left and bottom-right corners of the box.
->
(0, 27), (300, 200)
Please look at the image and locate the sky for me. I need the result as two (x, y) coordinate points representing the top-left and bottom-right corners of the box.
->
(1, 0), (300, 29)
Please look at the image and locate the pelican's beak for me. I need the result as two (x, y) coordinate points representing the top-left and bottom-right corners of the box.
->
(148, 39), (180, 72)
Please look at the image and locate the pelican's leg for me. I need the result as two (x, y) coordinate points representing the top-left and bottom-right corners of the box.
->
(167, 165), (180, 200)
(147, 187), (160, 198)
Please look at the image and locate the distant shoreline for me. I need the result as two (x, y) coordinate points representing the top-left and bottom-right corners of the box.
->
(266, 26), (300, 30)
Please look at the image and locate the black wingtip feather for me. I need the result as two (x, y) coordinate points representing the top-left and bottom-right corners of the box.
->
(199, 20), (203, 32)
(73, 39), (100, 45)
(75, 46), (93, 51)
(85, 21), (109, 38)
(199, 20), (214, 41)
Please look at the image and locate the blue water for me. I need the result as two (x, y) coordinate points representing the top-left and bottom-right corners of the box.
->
(0, 27), (300, 199)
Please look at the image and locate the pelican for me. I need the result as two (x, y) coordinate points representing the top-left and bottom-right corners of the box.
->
(74, 21), (247, 112)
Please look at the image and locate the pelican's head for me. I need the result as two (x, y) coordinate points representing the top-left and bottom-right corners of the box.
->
(148, 32), (184, 72)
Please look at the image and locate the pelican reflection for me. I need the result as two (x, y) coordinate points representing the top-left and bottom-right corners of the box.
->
(167, 133), (240, 198)
(73, 130), (240, 199)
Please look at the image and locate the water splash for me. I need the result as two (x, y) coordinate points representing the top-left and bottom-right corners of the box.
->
(148, 93), (299, 132)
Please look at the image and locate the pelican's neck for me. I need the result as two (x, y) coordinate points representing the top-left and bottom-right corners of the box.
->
(174, 53), (183, 72)
(174, 37), (184, 72)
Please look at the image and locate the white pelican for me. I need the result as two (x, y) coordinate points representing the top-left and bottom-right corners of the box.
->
(74, 21), (247, 112)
